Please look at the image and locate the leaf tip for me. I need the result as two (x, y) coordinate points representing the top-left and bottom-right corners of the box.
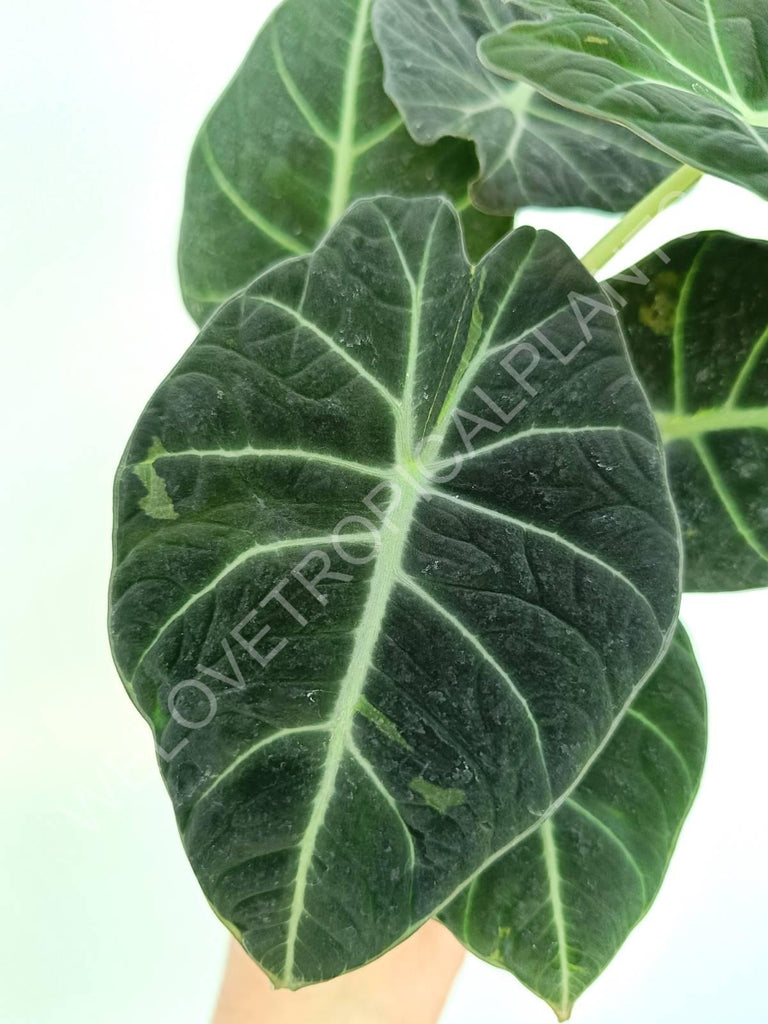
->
(549, 1002), (573, 1022)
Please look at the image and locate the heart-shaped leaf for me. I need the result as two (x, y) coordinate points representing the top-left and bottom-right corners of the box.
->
(480, 0), (768, 200)
(442, 625), (706, 1020)
(111, 196), (680, 987)
(178, 0), (512, 326)
(608, 232), (768, 592)
(372, 0), (675, 216)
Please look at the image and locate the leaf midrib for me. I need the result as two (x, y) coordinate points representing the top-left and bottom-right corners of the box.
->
(605, 0), (743, 112)
(327, 0), (374, 227)
(196, 0), (409, 282)
(541, 818), (570, 1020)
(282, 201), (439, 983)
(282, 470), (422, 984)
(490, 5), (768, 147)
(548, 0), (756, 122)
(656, 405), (768, 441)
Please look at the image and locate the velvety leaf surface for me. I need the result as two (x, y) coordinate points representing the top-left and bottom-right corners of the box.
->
(442, 625), (706, 1021)
(609, 232), (768, 592)
(178, 0), (512, 326)
(480, 0), (768, 200)
(372, 0), (674, 216)
(111, 196), (680, 987)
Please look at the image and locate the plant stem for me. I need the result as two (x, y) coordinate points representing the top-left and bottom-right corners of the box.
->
(582, 164), (703, 276)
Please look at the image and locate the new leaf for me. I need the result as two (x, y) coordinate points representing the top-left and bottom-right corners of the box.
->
(480, 0), (768, 200)
(373, 0), (675, 215)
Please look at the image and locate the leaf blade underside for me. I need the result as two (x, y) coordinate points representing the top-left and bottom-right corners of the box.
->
(372, 0), (676, 215)
(479, 0), (768, 200)
(442, 625), (707, 1020)
(178, 0), (512, 326)
(111, 196), (681, 987)
(609, 231), (768, 591)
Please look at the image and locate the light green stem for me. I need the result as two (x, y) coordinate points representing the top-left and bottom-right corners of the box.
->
(582, 164), (703, 276)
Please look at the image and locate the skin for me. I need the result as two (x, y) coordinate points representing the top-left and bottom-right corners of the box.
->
(212, 922), (466, 1024)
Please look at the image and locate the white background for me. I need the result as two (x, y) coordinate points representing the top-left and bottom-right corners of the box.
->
(1, 1), (766, 1021)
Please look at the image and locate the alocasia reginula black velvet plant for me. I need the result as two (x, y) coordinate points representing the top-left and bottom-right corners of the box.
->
(109, 0), (768, 1018)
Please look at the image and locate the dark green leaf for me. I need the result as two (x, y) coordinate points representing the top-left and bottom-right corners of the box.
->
(111, 196), (680, 987)
(608, 232), (768, 591)
(480, 0), (768, 200)
(442, 625), (706, 1021)
(178, 0), (512, 326)
(372, 0), (675, 215)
